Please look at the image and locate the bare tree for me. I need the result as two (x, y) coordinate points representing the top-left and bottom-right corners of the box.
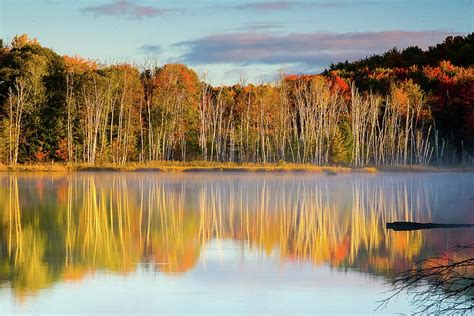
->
(6, 78), (29, 165)
(378, 245), (474, 315)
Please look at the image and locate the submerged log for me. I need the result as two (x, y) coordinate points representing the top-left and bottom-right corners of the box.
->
(386, 221), (474, 231)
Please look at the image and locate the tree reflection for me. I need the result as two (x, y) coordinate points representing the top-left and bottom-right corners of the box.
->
(0, 174), (470, 301)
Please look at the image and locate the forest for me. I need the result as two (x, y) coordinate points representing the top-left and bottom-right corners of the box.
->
(0, 33), (473, 167)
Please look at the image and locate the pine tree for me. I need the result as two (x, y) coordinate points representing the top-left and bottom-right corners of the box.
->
(330, 123), (352, 165)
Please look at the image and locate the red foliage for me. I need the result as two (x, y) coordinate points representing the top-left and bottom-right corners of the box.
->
(55, 138), (69, 161)
(35, 146), (49, 162)
(284, 74), (320, 82)
(332, 75), (350, 92)
(393, 67), (409, 80)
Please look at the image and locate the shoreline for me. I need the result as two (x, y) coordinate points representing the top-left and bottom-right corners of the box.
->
(0, 162), (473, 173)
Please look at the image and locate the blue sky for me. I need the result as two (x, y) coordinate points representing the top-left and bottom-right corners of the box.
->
(1, 0), (472, 84)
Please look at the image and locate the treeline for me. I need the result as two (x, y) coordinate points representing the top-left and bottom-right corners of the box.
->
(0, 34), (473, 166)
(328, 34), (474, 72)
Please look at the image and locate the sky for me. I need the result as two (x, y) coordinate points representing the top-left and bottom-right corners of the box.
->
(0, 0), (472, 84)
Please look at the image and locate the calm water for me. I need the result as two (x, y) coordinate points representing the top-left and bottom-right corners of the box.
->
(0, 172), (473, 315)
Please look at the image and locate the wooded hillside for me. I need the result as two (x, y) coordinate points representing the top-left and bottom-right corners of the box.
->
(0, 34), (472, 166)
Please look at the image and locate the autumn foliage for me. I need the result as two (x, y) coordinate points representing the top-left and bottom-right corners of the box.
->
(0, 33), (473, 165)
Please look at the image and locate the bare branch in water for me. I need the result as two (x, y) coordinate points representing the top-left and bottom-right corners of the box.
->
(377, 244), (474, 314)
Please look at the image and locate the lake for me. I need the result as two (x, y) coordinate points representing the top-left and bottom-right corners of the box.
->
(0, 172), (473, 314)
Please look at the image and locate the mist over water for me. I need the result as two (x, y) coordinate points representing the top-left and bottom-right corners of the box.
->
(0, 172), (473, 314)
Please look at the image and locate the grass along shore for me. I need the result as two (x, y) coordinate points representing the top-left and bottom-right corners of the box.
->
(0, 161), (472, 173)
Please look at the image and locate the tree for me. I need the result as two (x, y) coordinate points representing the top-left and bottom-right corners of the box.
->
(63, 55), (97, 162)
(6, 78), (29, 165)
(0, 34), (66, 163)
(330, 123), (352, 164)
(145, 64), (200, 161)
(378, 245), (474, 314)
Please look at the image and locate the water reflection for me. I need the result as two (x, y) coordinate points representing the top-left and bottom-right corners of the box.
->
(0, 173), (473, 304)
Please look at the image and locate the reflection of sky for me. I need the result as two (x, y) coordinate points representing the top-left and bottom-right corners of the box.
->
(1, 0), (472, 84)
(0, 240), (413, 315)
(1, 172), (474, 314)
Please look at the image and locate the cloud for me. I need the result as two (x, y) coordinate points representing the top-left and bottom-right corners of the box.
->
(82, 0), (168, 19)
(232, 22), (283, 32)
(177, 30), (456, 68)
(138, 44), (162, 54)
(236, 2), (294, 11)
(80, 1), (379, 19)
(235, 1), (380, 11)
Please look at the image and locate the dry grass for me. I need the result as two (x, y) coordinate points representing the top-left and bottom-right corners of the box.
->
(0, 163), (71, 172)
(374, 165), (474, 173)
(1, 162), (473, 173)
(0, 161), (355, 173)
(75, 161), (356, 173)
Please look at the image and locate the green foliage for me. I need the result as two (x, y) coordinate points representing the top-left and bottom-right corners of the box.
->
(330, 122), (352, 165)
(0, 35), (66, 163)
(328, 33), (474, 73)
